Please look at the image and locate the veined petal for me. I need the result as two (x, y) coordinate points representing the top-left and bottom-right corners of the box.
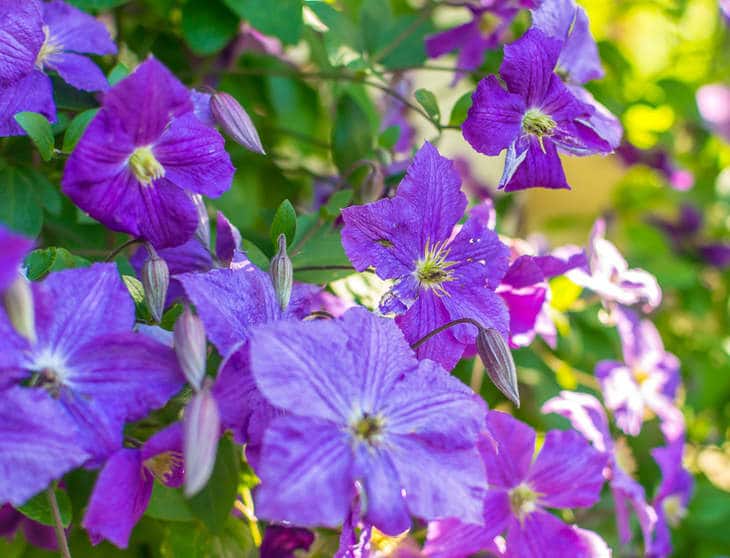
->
(500, 28), (562, 106)
(135, 178), (199, 249)
(448, 214), (511, 289)
(506, 511), (589, 558)
(42, 0), (116, 56)
(500, 136), (570, 192)
(44, 52), (109, 92)
(0, 0), (43, 85)
(482, 411), (535, 489)
(0, 71), (55, 136)
(596, 360), (645, 437)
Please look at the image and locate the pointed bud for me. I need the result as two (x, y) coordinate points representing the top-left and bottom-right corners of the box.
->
(142, 254), (169, 323)
(210, 91), (265, 154)
(191, 194), (210, 248)
(476, 328), (520, 407)
(2, 274), (36, 343)
(184, 384), (221, 497)
(270, 233), (293, 311)
(174, 307), (207, 391)
(360, 164), (385, 203)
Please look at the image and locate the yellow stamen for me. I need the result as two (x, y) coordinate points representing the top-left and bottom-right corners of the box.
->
(509, 483), (540, 519)
(414, 239), (456, 296)
(143, 451), (183, 484)
(129, 146), (165, 185)
(35, 26), (62, 68)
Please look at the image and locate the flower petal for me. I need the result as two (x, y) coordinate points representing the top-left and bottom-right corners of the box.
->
(0, 71), (55, 136)
(45, 52), (108, 91)
(0, 0), (43, 85)
(500, 28), (562, 105)
(500, 136), (570, 192)
(482, 411), (535, 489)
(43, 0), (116, 55)
(506, 511), (587, 558)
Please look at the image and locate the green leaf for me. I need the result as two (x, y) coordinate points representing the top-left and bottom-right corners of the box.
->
(414, 88), (440, 122)
(107, 63), (129, 86)
(331, 93), (373, 173)
(182, 0), (239, 55)
(208, 516), (257, 558)
(161, 522), (208, 558)
(146, 483), (195, 522)
(270, 199), (297, 247)
(321, 189), (353, 219)
(24, 248), (91, 281)
(0, 167), (42, 235)
(18, 488), (72, 528)
(241, 239), (269, 271)
(14, 112), (54, 161)
(66, 0), (129, 9)
(224, 0), (303, 44)
(291, 213), (354, 283)
(449, 91), (473, 126)
(378, 125), (400, 150)
(63, 109), (99, 153)
(188, 436), (240, 533)
(122, 274), (147, 315)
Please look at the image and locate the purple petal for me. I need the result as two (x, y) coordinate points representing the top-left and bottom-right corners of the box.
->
(341, 195), (420, 278)
(255, 415), (354, 527)
(82, 449), (152, 549)
(396, 142), (467, 246)
(190, 90), (215, 126)
(154, 112), (234, 197)
(506, 511), (587, 558)
(140, 422), (184, 488)
(32, 263), (133, 361)
(0, 386), (90, 506)
(0, 225), (33, 292)
(500, 28), (562, 105)
(541, 391), (611, 453)
(0, 0), (43, 85)
(21, 516), (58, 550)
(134, 178), (199, 248)
(103, 57), (193, 145)
(42, 0), (116, 56)
(528, 429), (607, 508)
(184, 387), (221, 496)
(215, 211), (242, 265)
(533, 246), (587, 278)
(425, 516), (502, 558)
(178, 266), (282, 356)
(260, 525), (315, 558)
(45, 52), (108, 92)
(395, 290), (465, 371)
(482, 411), (535, 489)
(611, 467), (656, 547)
(500, 136), (570, 192)
(449, 214), (511, 289)
(441, 283), (510, 344)
(699, 242), (730, 268)
(596, 360), (645, 436)
(425, 20), (472, 58)
(463, 75), (525, 156)
(0, 70), (55, 136)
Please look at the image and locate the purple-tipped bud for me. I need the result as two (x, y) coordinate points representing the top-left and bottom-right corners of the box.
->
(2, 274), (36, 343)
(174, 306), (207, 391)
(361, 164), (385, 203)
(476, 328), (520, 407)
(184, 384), (221, 497)
(210, 91), (265, 154)
(191, 194), (210, 248)
(270, 234), (293, 311)
(141, 254), (169, 323)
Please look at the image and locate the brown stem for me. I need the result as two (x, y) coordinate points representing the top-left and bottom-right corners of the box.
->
(410, 317), (482, 350)
(104, 237), (143, 262)
(47, 487), (71, 558)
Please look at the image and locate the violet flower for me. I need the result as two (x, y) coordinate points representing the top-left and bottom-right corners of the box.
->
(341, 142), (510, 371)
(648, 438), (693, 558)
(567, 218), (661, 315)
(543, 391), (657, 550)
(616, 142), (694, 191)
(0, 504), (58, 551)
(261, 525), (315, 558)
(0, 225), (33, 292)
(595, 306), (684, 442)
(0, 0), (116, 136)
(426, 411), (608, 558)
(425, 1), (540, 85)
(249, 308), (488, 534)
(83, 424), (184, 549)
(463, 29), (613, 191)
(0, 264), (184, 505)
(62, 58), (234, 248)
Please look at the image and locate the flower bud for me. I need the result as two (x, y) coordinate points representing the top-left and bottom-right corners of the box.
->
(476, 328), (520, 407)
(191, 194), (210, 248)
(210, 91), (265, 154)
(142, 254), (169, 323)
(174, 306), (207, 391)
(360, 164), (385, 203)
(2, 274), (36, 344)
(184, 384), (220, 496)
(270, 233), (293, 311)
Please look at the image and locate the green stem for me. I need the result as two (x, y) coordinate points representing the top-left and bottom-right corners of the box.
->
(410, 317), (482, 350)
(104, 237), (143, 262)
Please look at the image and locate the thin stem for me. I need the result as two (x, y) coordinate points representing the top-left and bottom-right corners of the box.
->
(104, 237), (143, 262)
(410, 317), (482, 350)
(47, 487), (71, 558)
(293, 265), (365, 273)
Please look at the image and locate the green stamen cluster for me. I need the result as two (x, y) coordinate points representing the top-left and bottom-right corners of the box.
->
(509, 483), (539, 518)
(129, 146), (165, 185)
(351, 412), (385, 444)
(415, 240), (455, 295)
(522, 108), (557, 138)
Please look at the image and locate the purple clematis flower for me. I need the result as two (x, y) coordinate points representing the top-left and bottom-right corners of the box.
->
(0, 504), (58, 551)
(0, 0), (116, 136)
(0, 225), (33, 292)
(341, 142), (510, 371)
(0, 264), (184, 506)
(62, 58), (234, 249)
(543, 391), (657, 550)
(248, 308), (488, 534)
(463, 29), (613, 191)
(595, 306), (684, 442)
(83, 424), (183, 549)
(425, 1), (540, 85)
(648, 438), (693, 558)
(616, 142), (694, 191)
(649, 203), (730, 269)
(567, 218), (661, 316)
(178, 263), (318, 464)
(426, 411), (607, 558)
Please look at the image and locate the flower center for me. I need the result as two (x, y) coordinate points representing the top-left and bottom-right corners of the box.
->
(351, 412), (385, 445)
(522, 109), (556, 138)
(129, 146), (165, 185)
(662, 494), (686, 527)
(144, 451), (183, 484)
(632, 366), (651, 385)
(509, 483), (539, 518)
(479, 12), (499, 34)
(415, 240), (455, 294)
(35, 26), (62, 68)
